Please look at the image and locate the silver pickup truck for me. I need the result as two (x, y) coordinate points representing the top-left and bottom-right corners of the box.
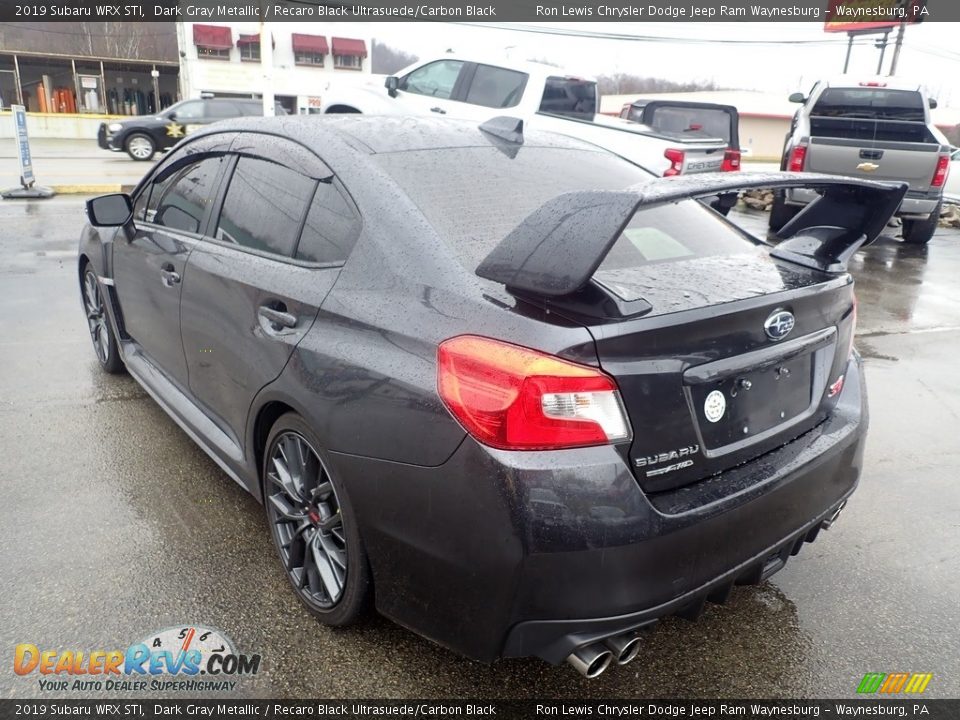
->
(771, 78), (951, 244)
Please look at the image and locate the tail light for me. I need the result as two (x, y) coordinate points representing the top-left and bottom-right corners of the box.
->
(859, 81), (887, 87)
(847, 293), (857, 359)
(437, 336), (631, 451)
(663, 148), (684, 177)
(831, 294), (857, 398)
(721, 148), (741, 172)
(931, 155), (950, 188)
(787, 145), (807, 172)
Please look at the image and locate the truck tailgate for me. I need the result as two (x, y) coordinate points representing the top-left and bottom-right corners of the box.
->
(806, 137), (940, 192)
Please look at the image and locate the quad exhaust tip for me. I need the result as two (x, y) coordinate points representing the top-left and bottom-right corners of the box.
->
(566, 643), (613, 678)
(567, 631), (642, 677)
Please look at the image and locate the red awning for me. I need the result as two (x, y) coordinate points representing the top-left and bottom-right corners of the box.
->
(192, 24), (232, 50)
(292, 34), (329, 54)
(331, 37), (367, 58)
(236, 33), (259, 46)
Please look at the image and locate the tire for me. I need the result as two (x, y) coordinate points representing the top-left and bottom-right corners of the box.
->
(263, 413), (371, 626)
(125, 133), (156, 161)
(768, 191), (801, 234)
(81, 265), (125, 374)
(901, 200), (941, 245)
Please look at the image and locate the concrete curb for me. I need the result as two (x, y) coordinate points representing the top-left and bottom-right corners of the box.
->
(49, 184), (137, 195)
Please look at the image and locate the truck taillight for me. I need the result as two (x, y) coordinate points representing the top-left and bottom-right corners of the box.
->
(437, 336), (631, 451)
(663, 148), (684, 177)
(721, 149), (741, 172)
(931, 155), (950, 188)
(787, 145), (807, 172)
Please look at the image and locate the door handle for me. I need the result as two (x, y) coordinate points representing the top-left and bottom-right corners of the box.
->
(160, 263), (180, 287)
(258, 305), (297, 331)
(430, 106), (447, 114)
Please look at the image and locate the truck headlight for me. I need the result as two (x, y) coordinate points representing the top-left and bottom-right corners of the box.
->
(107, 123), (123, 132)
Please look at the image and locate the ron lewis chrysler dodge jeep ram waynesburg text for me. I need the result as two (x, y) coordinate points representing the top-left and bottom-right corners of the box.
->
(78, 115), (904, 678)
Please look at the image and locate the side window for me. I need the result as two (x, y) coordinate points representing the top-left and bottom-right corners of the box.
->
(147, 157), (223, 234)
(400, 60), (464, 99)
(133, 186), (150, 222)
(464, 65), (528, 109)
(206, 101), (236, 118)
(173, 101), (204, 121)
(215, 157), (316, 257)
(296, 181), (361, 265)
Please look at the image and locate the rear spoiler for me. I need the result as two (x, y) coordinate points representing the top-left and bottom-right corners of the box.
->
(475, 172), (907, 297)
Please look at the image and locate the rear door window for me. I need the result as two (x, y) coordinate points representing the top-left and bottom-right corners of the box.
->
(538, 77), (597, 120)
(464, 64), (528, 109)
(215, 157), (315, 257)
(295, 181), (361, 265)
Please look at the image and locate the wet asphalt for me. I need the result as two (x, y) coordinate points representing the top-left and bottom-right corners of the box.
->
(0, 197), (958, 700)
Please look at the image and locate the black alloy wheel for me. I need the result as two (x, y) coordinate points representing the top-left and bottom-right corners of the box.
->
(263, 415), (370, 624)
(82, 267), (124, 373)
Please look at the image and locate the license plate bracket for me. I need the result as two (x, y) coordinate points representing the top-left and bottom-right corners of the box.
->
(693, 353), (813, 450)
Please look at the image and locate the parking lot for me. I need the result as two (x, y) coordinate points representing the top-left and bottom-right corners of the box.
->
(1, 195), (958, 699)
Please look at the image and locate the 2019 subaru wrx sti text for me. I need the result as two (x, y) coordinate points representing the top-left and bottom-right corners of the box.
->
(78, 116), (904, 677)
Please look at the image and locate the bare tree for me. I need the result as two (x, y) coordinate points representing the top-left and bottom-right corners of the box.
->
(0, 22), (176, 61)
(372, 42), (419, 75)
(597, 74), (723, 96)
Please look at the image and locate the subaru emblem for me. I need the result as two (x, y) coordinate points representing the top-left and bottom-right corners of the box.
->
(764, 310), (795, 341)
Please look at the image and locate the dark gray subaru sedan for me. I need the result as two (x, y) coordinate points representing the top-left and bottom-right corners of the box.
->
(78, 116), (904, 678)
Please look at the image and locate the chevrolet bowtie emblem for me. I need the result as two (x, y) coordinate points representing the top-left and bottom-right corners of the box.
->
(857, 162), (880, 172)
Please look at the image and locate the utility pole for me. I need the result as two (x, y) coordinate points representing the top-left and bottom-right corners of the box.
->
(888, 22), (906, 76)
(260, 18), (275, 116)
(875, 30), (890, 75)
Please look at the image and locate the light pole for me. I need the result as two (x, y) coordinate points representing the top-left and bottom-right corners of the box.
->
(260, 19), (275, 116)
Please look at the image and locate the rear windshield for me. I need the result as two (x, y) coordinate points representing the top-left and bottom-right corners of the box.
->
(645, 106), (732, 143)
(812, 88), (925, 121)
(538, 77), (597, 120)
(374, 146), (755, 293)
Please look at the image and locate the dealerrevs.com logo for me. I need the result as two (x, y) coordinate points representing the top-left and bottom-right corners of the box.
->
(14, 625), (261, 692)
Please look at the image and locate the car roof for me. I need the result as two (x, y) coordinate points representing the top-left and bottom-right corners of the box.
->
(191, 115), (611, 155)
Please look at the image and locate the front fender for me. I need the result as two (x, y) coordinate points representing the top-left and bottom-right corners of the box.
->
(321, 84), (400, 115)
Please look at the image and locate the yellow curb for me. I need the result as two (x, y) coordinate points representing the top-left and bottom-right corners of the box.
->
(50, 184), (122, 194)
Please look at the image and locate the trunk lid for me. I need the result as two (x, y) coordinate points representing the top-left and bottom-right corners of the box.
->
(587, 253), (854, 492)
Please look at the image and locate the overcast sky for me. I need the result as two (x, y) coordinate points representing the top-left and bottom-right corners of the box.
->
(368, 21), (956, 105)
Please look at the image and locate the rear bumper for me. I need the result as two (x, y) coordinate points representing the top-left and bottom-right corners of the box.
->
(786, 187), (940, 219)
(328, 355), (867, 664)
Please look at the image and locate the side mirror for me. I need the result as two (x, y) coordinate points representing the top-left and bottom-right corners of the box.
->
(166, 111), (177, 121)
(928, 98), (938, 109)
(385, 76), (399, 98)
(86, 194), (133, 227)
(788, 92), (806, 104)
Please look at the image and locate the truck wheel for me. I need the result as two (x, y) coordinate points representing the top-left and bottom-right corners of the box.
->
(769, 191), (800, 234)
(901, 200), (942, 245)
(125, 133), (156, 161)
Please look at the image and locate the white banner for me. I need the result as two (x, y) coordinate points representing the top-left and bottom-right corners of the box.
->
(12, 105), (35, 187)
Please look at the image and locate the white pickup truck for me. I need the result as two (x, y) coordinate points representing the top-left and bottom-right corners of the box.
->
(316, 55), (738, 180)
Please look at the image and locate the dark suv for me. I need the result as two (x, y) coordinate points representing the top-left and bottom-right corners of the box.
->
(79, 116), (903, 678)
(97, 98), (280, 161)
